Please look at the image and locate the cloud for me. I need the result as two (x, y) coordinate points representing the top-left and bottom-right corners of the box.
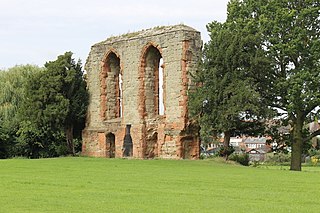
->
(0, 0), (229, 68)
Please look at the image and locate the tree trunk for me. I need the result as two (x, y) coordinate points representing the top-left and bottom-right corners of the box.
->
(65, 124), (75, 155)
(224, 130), (231, 148)
(290, 114), (303, 171)
(223, 130), (231, 160)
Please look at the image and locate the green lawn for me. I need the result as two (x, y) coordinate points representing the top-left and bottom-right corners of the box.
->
(1, 157), (319, 213)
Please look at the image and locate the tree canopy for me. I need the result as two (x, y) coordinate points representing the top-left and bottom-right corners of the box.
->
(246, 0), (320, 171)
(0, 52), (88, 158)
(189, 8), (270, 157)
(190, 0), (320, 170)
(0, 65), (43, 158)
(19, 52), (88, 157)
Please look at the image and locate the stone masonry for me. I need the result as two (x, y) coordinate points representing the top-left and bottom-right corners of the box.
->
(82, 24), (202, 159)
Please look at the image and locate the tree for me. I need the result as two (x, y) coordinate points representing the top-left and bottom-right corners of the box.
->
(226, 0), (320, 171)
(0, 65), (43, 158)
(189, 18), (269, 158)
(262, 0), (320, 171)
(44, 52), (89, 154)
(19, 52), (88, 156)
(0, 65), (41, 121)
(0, 124), (8, 158)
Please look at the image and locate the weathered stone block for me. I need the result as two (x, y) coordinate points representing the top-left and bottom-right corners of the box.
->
(82, 25), (201, 159)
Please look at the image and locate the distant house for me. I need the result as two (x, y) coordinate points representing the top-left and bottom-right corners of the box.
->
(204, 135), (271, 161)
(247, 149), (266, 162)
(309, 121), (320, 148)
(230, 137), (243, 147)
(243, 137), (267, 149)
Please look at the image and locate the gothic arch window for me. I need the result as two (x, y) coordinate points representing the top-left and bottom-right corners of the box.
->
(139, 44), (165, 118)
(100, 51), (122, 120)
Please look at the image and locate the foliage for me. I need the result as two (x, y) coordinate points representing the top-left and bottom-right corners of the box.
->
(265, 153), (291, 165)
(18, 52), (88, 157)
(0, 65), (43, 158)
(0, 53), (88, 158)
(196, 0), (320, 171)
(43, 51), (89, 154)
(0, 122), (17, 158)
(15, 121), (66, 158)
(229, 153), (250, 166)
(310, 156), (319, 166)
(307, 148), (320, 166)
(255, 0), (320, 170)
(253, 0), (320, 171)
(0, 125), (8, 158)
(217, 145), (235, 159)
(0, 65), (41, 121)
(188, 2), (272, 157)
(308, 148), (320, 158)
(265, 120), (291, 153)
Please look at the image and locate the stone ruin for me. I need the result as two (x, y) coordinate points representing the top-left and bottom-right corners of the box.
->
(82, 24), (202, 159)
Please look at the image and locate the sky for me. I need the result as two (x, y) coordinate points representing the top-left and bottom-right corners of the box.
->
(0, 0), (229, 70)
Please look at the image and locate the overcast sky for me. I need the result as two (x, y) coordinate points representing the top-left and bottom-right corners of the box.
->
(0, 0), (229, 69)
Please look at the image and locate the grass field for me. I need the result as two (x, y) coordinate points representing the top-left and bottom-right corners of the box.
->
(1, 157), (320, 213)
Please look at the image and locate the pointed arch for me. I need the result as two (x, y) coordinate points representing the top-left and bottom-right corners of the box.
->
(100, 49), (122, 120)
(138, 42), (165, 119)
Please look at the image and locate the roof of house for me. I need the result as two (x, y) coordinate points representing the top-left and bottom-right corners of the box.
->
(246, 148), (266, 154)
(244, 137), (267, 144)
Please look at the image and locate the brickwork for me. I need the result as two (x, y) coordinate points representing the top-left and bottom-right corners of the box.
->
(82, 25), (202, 159)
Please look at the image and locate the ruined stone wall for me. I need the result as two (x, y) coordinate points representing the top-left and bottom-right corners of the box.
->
(82, 25), (202, 159)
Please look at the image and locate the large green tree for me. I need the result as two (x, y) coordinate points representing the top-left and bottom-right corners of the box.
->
(0, 65), (43, 158)
(44, 52), (89, 154)
(219, 0), (320, 170)
(260, 0), (320, 171)
(19, 52), (88, 157)
(0, 65), (41, 121)
(189, 17), (269, 157)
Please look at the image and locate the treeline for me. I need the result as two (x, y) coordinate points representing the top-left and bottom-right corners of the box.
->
(0, 52), (88, 158)
(189, 0), (320, 171)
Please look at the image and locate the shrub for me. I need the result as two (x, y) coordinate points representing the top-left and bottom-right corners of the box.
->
(306, 148), (320, 166)
(311, 156), (319, 166)
(308, 148), (320, 158)
(229, 153), (249, 166)
(218, 146), (235, 158)
(265, 153), (291, 165)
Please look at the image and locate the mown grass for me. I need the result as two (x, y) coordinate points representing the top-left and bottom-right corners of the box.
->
(1, 157), (320, 212)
